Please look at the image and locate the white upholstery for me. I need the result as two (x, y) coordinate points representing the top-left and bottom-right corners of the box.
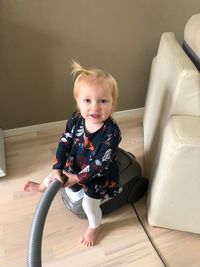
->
(0, 129), (6, 177)
(143, 32), (200, 178)
(184, 14), (200, 58)
(148, 115), (200, 234)
(145, 14), (200, 234)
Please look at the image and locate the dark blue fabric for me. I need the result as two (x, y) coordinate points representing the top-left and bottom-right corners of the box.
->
(53, 111), (122, 199)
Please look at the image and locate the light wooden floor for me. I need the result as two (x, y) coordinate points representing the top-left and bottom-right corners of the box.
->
(1, 110), (200, 267)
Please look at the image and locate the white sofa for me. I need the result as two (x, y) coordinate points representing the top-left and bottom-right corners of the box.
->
(143, 31), (200, 178)
(148, 115), (200, 233)
(184, 14), (200, 69)
(144, 14), (200, 234)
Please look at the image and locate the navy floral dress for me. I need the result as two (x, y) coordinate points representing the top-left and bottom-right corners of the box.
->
(53, 112), (122, 199)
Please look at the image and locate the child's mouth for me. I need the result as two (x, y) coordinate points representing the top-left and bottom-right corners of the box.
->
(90, 114), (101, 119)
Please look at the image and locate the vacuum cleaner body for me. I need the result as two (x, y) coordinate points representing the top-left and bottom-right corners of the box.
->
(61, 148), (148, 219)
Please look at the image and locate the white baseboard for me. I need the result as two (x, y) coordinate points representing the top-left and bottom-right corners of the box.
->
(114, 107), (144, 117)
(3, 108), (144, 138)
(4, 120), (67, 137)
(0, 129), (6, 177)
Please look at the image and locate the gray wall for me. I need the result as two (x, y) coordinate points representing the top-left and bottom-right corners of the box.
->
(0, 0), (200, 129)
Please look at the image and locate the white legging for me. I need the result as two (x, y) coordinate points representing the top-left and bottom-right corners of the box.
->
(43, 175), (102, 228)
(82, 194), (102, 229)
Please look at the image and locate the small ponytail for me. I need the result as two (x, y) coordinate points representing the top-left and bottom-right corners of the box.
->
(71, 60), (88, 79)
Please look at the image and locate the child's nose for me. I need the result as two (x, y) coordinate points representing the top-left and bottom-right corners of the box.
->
(91, 101), (100, 110)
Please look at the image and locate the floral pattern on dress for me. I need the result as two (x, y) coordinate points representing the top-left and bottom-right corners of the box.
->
(53, 111), (121, 199)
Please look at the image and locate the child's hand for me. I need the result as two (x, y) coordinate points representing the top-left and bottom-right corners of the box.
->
(48, 169), (63, 184)
(62, 171), (79, 187)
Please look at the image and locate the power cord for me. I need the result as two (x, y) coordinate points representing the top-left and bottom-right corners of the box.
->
(132, 203), (168, 267)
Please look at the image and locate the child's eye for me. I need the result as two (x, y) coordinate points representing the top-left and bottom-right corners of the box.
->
(100, 99), (109, 104)
(83, 99), (91, 103)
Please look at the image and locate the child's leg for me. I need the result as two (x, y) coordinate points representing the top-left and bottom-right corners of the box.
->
(24, 174), (51, 192)
(81, 194), (102, 246)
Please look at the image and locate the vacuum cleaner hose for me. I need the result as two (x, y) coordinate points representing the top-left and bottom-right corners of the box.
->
(27, 176), (67, 267)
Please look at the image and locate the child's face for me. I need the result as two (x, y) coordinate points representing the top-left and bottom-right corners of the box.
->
(76, 80), (113, 126)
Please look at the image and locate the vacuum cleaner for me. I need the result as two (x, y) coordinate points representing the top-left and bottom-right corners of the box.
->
(27, 148), (148, 267)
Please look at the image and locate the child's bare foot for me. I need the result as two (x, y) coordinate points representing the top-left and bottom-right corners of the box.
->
(24, 181), (46, 192)
(80, 226), (100, 247)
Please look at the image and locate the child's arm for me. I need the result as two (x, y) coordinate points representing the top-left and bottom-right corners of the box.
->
(52, 113), (77, 171)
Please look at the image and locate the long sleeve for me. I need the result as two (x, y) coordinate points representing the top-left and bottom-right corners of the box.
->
(52, 113), (77, 170)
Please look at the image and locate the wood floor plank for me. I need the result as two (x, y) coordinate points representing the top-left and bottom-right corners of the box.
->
(1, 110), (165, 267)
(134, 197), (200, 267)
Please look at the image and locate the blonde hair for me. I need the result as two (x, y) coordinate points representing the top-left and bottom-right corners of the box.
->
(71, 60), (119, 111)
